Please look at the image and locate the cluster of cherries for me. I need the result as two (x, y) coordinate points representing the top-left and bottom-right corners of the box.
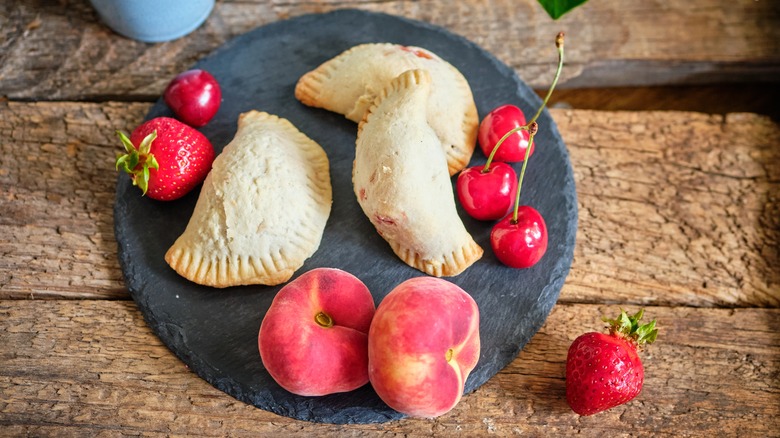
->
(456, 32), (565, 269)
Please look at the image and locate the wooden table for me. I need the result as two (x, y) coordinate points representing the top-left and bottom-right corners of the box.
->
(2, 1), (779, 435)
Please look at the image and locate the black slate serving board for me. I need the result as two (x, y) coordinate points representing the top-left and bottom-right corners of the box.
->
(114, 9), (577, 424)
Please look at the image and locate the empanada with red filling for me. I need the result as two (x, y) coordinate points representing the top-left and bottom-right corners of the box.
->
(353, 69), (482, 277)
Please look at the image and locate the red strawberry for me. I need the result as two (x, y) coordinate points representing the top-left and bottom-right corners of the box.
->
(115, 117), (215, 201)
(565, 309), (658, 416)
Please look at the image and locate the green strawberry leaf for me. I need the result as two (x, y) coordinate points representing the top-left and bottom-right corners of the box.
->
(115, 151), (139, 173)
(636, 319), (658, 344)
(114, 129), (157, 196)
(146, 153), (160, 171)
(604, 308), (658, 346)
(137, 164), (150, 195)
(138, 131), (157, 156)
(619, 310), (633, 332)
(116, 130), (137, 154)
(537, 0), (588, 20)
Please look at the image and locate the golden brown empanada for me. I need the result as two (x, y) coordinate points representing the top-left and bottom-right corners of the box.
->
(353, 69), (482, 277)
(295, 43), (478, 175)
(165, 110), (332, 288)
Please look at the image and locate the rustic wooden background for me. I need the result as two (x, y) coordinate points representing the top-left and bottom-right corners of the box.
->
(1, 0), (779, 435)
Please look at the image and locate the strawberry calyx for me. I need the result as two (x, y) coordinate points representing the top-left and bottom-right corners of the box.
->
(602, 308), (658, 348)
(115, 130), (160, 196)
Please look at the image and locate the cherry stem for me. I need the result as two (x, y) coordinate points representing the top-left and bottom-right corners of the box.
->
(482, 125), (529, 172)
(483, 32), (564, 173)
(529, 32), (565, 125)
(511, 122), (538, 223)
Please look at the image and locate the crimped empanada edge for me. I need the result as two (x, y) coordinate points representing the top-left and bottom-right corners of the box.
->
(164, 246), (296, 288)
(388, 237), (484, 277)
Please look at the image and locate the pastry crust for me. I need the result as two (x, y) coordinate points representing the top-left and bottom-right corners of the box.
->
(295, 43), (478, 175)
(353, 69), (482, 277)
(165, 111), (332, 287)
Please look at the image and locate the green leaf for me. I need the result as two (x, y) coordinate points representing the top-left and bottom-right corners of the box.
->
(115, 152), (139, 173)
(604, 308), (659, 345)
(138, 131), (157, 156)
(645, 327), (659, 344)
(618, 310), (632, 333)
(115, 155), (128, 172)
(116, 130), (137, 154)
(137, 164), (150, 195)
(636, 319), (658, 344)
(146, 154), (159, 171)
(537, 0), (588, 20)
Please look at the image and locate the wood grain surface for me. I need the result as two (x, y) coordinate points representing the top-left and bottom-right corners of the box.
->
(2, 300), (778, 436)
(1, 0), (778, 101)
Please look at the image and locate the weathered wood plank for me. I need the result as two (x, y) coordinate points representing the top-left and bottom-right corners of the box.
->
(563, 109), (780, 307)
(549, 85), (780, 122)
(1, 102), (778, 306)
(0, 102), (149, 300)
(1, 300), (777, 436)
(1, 0), (778, 100)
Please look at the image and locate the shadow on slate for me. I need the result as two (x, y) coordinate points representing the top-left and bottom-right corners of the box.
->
(113, 9), (578, 424)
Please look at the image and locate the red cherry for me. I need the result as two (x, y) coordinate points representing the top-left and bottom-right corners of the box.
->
(478, 104), (533, 163)
(163, 69), (222, 127)
(456, 162), (518, 221)
(490, 205), (548, 268)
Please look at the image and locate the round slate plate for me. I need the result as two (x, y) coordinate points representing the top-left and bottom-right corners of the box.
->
(114, 9), (577, 424)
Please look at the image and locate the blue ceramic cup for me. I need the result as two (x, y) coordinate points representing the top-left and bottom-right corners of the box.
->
(89, 0), (215, 43)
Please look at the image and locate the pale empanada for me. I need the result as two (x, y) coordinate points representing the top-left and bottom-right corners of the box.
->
(295, 43), (478, 176)
(353, 69), (482, 277)
(165, 110), (332, 288)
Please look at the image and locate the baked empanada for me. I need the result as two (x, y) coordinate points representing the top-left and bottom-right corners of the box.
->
(165, 110), (332, 288)
(353, 69), (482, 277)
(295, 43), (478, 175)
